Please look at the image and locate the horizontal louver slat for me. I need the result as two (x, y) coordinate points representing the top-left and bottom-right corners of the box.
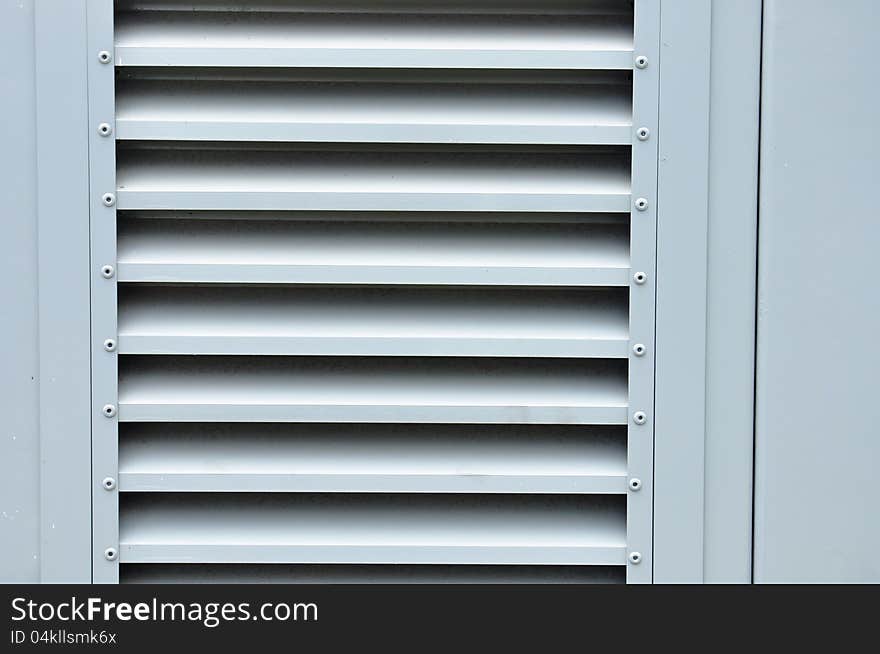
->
(115, 76), (633, 145)
(114, 11), (634, 70)
(118, 424), (627, 494)
(114, 1), (634, 16)
(116, 218), (630, 286)
(119, 494), (627, 565)
(121, 564), (626, 585)
(118, 356), (629, 424)
(118, 286), (629, 358)
(116, 147), (632, 212)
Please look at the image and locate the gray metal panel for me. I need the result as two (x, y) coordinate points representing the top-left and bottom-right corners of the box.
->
(33, 0), (93, 583)
(653, 0), (712, 583)
(703, 0), (761, 584)
(755, 0), (880, 583)
(0, 0), (770, 585)
(646, 0), (761, 584)
(0, 0), (40, 583)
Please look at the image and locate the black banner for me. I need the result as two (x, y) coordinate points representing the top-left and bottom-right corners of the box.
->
(2, 585), (874, 650)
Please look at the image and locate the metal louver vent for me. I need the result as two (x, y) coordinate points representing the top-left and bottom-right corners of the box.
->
(89, 0), (659, 584)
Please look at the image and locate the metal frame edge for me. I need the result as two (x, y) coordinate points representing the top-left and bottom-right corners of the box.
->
(627, 0), (661, 585)
(653, 0), (713, 583)
(87, 0), (119, 584)
(34, 0), (92, 583)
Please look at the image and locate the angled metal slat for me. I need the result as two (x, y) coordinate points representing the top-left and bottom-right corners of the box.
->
(115, 146), (632, 212)
(119, 494), (628, 565)
(118, 424), (628, 494)
(114, 10), (634, 70)
(117, 356), (629, 424)
(117, 286), (630, 358)
(121, 564), (626, 585)
(115, 217), (631, 286)
(115, 77), (633, 145)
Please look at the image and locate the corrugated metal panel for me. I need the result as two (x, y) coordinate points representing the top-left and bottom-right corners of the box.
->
(96, 0), (658, 583)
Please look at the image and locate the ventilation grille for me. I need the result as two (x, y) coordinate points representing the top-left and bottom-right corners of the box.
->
(107, 0), (650, 584)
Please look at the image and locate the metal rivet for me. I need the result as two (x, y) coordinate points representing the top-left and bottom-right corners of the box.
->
(102, 477), (116, 491)
(103, 338), (117, 352)
(635, 55), (649, 69)
(636, 127), (650, 141)
(98, 50), (112, 64)
(628, 551), (643, 565)
(101, 265), (115, 279)
(633, 272), (648, 285)
(629, 478), (643, 492)
(98, 123), (113, 137)
(633, 343), (647, 357)
(102, 404), (117, 418)
(635, 198), (649, 212)
(104, 547), (118, 561)
(102, 193), (115, 207)
(633, 411), (648, 425)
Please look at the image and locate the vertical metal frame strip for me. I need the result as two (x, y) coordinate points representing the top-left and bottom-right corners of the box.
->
(34, 0), (92, 582)
(703, 0), (761, 582)
(652, 0), (712, 583)
(87, 0), (119, 583)
(627, 0), (661, 584)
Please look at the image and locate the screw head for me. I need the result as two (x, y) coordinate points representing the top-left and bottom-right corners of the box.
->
(633, 271), (648, 285)
(98, 123), (113, 137)
(628, 551), (643, 565)
(629, 478), (643, 492)
(102, 193), (115, 207)
(102, 404), (117, 418)
(633, 411), (648, 425)
(102, 477), (116, 491)
(103, 338), (117, 352)
(635, 198), (649, 212)
(633, 343), (647, 357)
(98, 50), (112, 64)
(101, 265), (115, 279)
(635, 55), (649, 69)
(104, 547), (118, 561)
(636, 127), (650, 141)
